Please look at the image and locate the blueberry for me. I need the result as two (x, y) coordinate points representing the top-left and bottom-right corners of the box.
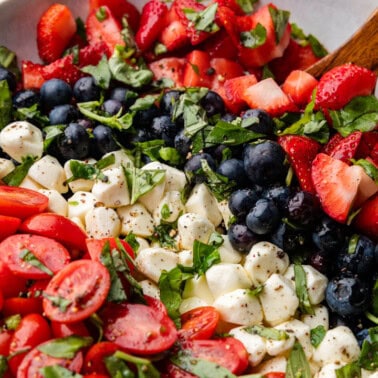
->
(184, 152), (216, 173)
(286, 191), (320, 227)
(174, 129), (191, 156)
(241, 109), (275, 135)
(49, 104), (80, 125)
(40, 79), (72, 109)
(133, 105), (160, 128)
(312, 216), (346, 254)
(12, 90), (40, 108)
(243, 141), (287, 186)
(217, 158), (248, 187)
(228, 188), (259, 219)
(308, 249), (333, 276)
(262, 185), (291, 212)
(270, 222), (308, 254)
(92, 124), (118, 156)
(151, 115), (178, 146)
(228, 223), (260, 253)
(246, 198), (280, 235)
(130, 127), (151, 144)
(56, 123), (90, 160)
(109, 86), (136, 108)
(160, 90), (182, 115)
(200, 90), (225, 117)
(0, 67), (16, 91)
(73, 76), (101, 102)
(326, 274), (370, 317)
(102, 99), (123, 116)
(221, 113), (237, 122)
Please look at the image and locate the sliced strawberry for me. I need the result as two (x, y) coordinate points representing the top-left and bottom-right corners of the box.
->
(88, 0), (141, 32)
(356, 131), (378, 160)
(41, 55), (84, 86)
(326, 131), (363, 163)
(182, 50), (213, 88)
(149, 57), (186, 87)
(214, 0), (245, 15)
(135, 0), (168, 52)
(37, 4), (77, 64)
(223, 74), (257, 114)
(216, 5), (240, 47)
(210, 58), (244, 91)
(242, 78), (297, 117)
(370, 143), (378, 166)
(78, 41), (111, 66)
(86, 6), (125, 53)
(201, 29), (238, 60)
(354, 194), (378, 242)
(315, 63), (377, 111)
(159, 20), (189, 52)
(278, 135), (320, 194)
(21, 61), (45, 90)
(282, 70), (318, 107)
(322, 132), (344, 155)
(311, 153), (377, 223)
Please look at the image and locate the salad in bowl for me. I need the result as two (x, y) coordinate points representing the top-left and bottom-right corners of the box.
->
(0, 0), (377, 377)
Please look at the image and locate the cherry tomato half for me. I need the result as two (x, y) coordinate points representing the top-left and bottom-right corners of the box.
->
(0, 214), (21, 241)
(3, 297), (43, 317)
(0, 233), (71, 279)
(179, 306), (220, 340)
(51, 320), (90, 339)
(83, 341), (120, 374)
(0, 186), (48, 218)
(101, 300), (178, 355)
(265, 373), (286, 378)
(43, 259), (111, 323)
(20, 212), (88, 255)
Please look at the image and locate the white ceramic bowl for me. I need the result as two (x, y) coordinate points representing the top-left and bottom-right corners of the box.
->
(0, 0), (376, 64)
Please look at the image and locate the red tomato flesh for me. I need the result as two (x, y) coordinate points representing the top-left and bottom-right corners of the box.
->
(83, 341), (120, 374)
(0, 214), (21, 241)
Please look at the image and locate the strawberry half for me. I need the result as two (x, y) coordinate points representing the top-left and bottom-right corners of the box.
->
(37, 4), (77, 64)
(311, 153), (378, 223)
(148, 57), (186, 87)
(315, 63), (377, 111)
(354, 194), (378, 242)
(326, 131), (363, 163)
(278, 135), (320, 194)
(182, 50), (213, 88)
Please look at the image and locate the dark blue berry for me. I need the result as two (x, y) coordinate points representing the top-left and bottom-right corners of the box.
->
(312, 216), (346, 254)
(228, 188), (259, 219)
(12, 90), (40, 108)
(184, 153), (216, 173)
(92, 125), (118, 156)
(160, 90), (182, 115)
(286, 191), (320, 227)
(270, 222), (308, 254)
(228, 223), (260, 253)
(309, 249), (333, 276)
(200, 90), (225, 117)
(174, 129), (191, 156)
(0, 67), (16, 91)
(133, 105), (160, 128)
(109, 87), (136, 108)
(73, 76), (101, 102)
(246, 198), (280, 235)
(151, 115), (178, 146)
(49, 104), (79, 125)
(40, 79), (72, 109)
(241, 108), (275, 135)
(102, 99), (123, 116)
(217, 159), (248, 187)
(262, 185), (291, 212)
(56, 123), (90, 160)
(221, 113), (237, 122)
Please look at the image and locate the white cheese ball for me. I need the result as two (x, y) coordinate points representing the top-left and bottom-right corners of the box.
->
(251, 356), (287, 375)
(64, 158), (96, 193)
(102, 149), (134, 169)
(85, 207), (121, 238)
(217, 198), (233, 230)
(153, 190), (185, 224)
(218, 235), (243, 264)
(179, 298), (209, 314)
(301, 305), (329, 331)
(0, 121), (43, 162)
(38, 189), (68, 216)
(67, 191), (98, 224)
(138, 279), (160, 299)
(182, 275), (214, 305)
(244, 241), (289, 285)
(19, 176), (43, 190)
(0, 158), (15, 179)
(314, 363), (344, 378)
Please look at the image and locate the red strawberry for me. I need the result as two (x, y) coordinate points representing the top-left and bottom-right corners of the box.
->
(86, 6), (125, 53)
(356, 131), (378, 160)
(322, 133), (344, 155)
(278, 135), (320, 194)
(315, 63), (377, 111)
(148, 57), (186, 87)
(210, 58), (244, 91)
(214, 0), (245, 15)
(135, 0), (168, 52)
(21, 61), (45, 90)
(311, 153), (377, 223)
(78, 41), (111, 66)
(371, 143), (378, 166)
(182, 50), (213, 88)
(242, 78), (297, 117)
(326, 131), (363, 163)
(159, 20), (189, 52)
(37, 4), (77, 64)
(89, 0), (141, 32)
(354, 194), (378, 242)
(282, 70), (318, 107)
(201, 29), (238, 60)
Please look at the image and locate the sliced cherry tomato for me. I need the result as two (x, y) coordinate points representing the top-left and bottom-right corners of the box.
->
(0, 234), (71, 279)
(43, 260), (111, 323)
(265, 373), (286, 378)
(163, 363), (196, 378)
(27, 279), (50, 298)
(51, 320), (90, 338)
(0, 214), (21, 241)
(179, 306), (220, 340)
(0, 261), (28, 298)
(101, 300), (178, 355)
(0, 186), (48, 218)
(20, 213), (88, 256)
(83, 341), (119, 374)
(3, 297), (43, 317)
(8, 313), (52, 375)
(0, 329), (13, 356)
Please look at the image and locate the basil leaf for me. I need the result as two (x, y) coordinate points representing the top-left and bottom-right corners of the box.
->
(43, 125), (65, 150)
(335, 362), (361, 378)
(81, 54), (111, 89)
(184, 103), (208, 137)
(294, 264), (314, 315)
(75, 17), (87, 44)
(371, 280), (378, 316)
(248, 285), (264, 297)
(19, 248), (53, 276)
(161, 203), (171, 220)
(150, 223), (178, 250)
(307, 34), (328, 58)
(310, 325), (326, 347)
(240, 23), (267, 48)
(124, 232), (140, 253)
(358, 328), (378, 370)
(38, 336), (93, 358)
(134, 139), (165, 164)
(0, 356), (8, 378)
(2, 155), (37, 186)
(330, 95), (378, 137)
(184, 3), (219, 33)
(159, 147), (184, 166)
(243, 324), (289, 340)
(0, 80), (12, 129)
(268, 6), (290, 43)
(104, 355), (135, 378)
(129, 95), (158, 112)
(40, 365), (83, 378)
(0, 46), (20, 78)
(351, 158), (378, 183)
(290, 23), (327, 57)
(14, 103), (50, 127)
(5, 314), (22, 331)
(286, 341), (312, 378)
(43, 293), (72, 312)
(65, 158), (113, 184)
(236, 0), (258, 14)
(192, 239), (221, 276)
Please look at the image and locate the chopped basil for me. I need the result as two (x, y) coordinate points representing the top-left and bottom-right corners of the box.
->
(5, 314), (21, 331)
(43, 293), (72, 312)
(43, 125), (65, 150)
(19, 248), (54, 276)
(243, 324), (289, 340)
(75, 17), (87, 44)
(152, 76), (175, 89)
(134, 139), (165, 166)
(121, 17), (136, 49)
(97, 153), (117, 170)
(38, 336), (93, 359)
(286, 342), (312, 378)
(294, 264), (314, 315)
(236, 0), (258, 14)
(0, 356), (8, 378)
(248, 285), (264, 297)
(240, 23), (267, 48)
(184, 3), (219, 33)
(81, 54), (112, 89)
(192, 238), (221, 276)
(0, 46), (19, 75)
(358, 327), (378, 370)
(290, 23), (328, 57)
(129, 94), (158, 112)
(161, 203), (171, 220)
(329, 95), (378, 137)
(2, 155), (37, 186)
(14, 103), (50, 127)
(347, 234), (360, 255)
(0, 80), (12, 129)
(150, 222), (178, 250)
(124, 232), (140, 253)
(159, 147), (184, 166)
(96, 6), (108, 22)
(104, 355), (133, 378)
(310, 325), (326, 347)
(351, 158), (378, 183)
(268, 6), (290, 43)
(40, 365), (83, 378)
(335, 363), (361, 378)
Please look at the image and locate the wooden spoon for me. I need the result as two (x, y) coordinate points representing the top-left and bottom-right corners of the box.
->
(306, 7), (378, 78)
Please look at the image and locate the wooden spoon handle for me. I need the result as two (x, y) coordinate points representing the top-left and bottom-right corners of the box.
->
(306, 7), (378, 78)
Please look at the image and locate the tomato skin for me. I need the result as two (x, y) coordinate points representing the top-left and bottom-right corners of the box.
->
(43, 259), (111, 323)
(20, 213), (88, 256)
(51, 320), (90, 338)
(179, 306), (220, 340)
(0, 215), (21, 241)
(0, 234), (71, 279)
(83, 341), (120, 374)
(3, 297), (43, 317)
(0, 261), (28, 298)
(264, 373), (286, 378)
(0, 186), (48, 218)
(0, 329), (13, 356)
(8, 313), (52, 375)
(101, 300), (178, 355)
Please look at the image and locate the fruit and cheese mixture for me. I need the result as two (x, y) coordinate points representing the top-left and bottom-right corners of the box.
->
(0, 0), (377, 377)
